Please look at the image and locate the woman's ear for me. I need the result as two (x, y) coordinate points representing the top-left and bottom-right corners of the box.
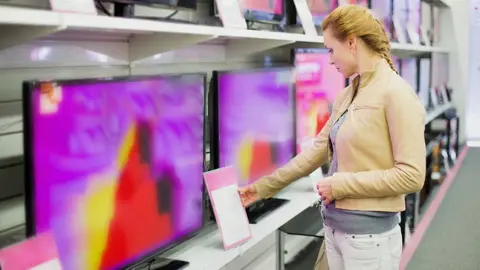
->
(347, 35), (357, 54)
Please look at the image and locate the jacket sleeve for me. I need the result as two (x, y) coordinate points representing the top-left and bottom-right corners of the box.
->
(252, 116), (332, 199)
(330, 85), (426, 200)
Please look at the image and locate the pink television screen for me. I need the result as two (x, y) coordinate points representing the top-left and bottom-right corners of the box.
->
(242, 0), (284, 22)
(293, 48), (345, 153)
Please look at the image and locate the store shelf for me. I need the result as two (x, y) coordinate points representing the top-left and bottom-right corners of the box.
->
(426, 103), (453, 125)
(280, 206), (324, 238)
(167, 177), (318, 270)
(0, 6), (449, 63)
(0, 6), (63, 51)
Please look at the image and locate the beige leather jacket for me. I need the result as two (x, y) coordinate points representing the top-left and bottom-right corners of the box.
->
(253, 59), (426, 212)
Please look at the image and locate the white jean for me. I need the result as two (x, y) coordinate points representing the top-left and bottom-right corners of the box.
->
(324, 224), (402, 270)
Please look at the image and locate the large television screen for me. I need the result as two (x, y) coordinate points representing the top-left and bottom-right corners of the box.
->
(214, 68), (296, 186)
(23, 74), (206, 270)
(293, 48), (345, 153)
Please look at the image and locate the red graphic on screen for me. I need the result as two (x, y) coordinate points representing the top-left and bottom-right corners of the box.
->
(248, 140), (278, 182)
(100, 122), (173, 269)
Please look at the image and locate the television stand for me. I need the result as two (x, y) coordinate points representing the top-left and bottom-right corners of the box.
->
(146, 258), (189, 270)
(246, 198), (289, 224)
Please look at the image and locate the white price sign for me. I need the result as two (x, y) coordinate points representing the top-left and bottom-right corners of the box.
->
(50, 0), (97, 14)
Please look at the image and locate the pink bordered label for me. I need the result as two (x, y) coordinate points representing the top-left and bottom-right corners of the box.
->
(0, 232), (61, 270)
(203, 167), (252, 250)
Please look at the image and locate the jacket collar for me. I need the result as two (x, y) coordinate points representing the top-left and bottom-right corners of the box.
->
(351, 58), (391, 90)
(333, 59), (391, 124)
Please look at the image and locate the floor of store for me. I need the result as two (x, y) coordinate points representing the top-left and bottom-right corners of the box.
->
(404, 146), (480, 270)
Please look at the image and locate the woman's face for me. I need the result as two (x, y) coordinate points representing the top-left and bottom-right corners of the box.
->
(323, 28), (357, 78)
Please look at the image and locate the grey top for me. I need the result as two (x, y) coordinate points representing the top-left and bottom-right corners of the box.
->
(320, 110), (400, 235)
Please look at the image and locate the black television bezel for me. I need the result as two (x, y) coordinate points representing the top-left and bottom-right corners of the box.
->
(210, 0), (287, 25)
(208, 67), (297, 178)
(22, 72), (208, 270)
(286, 0), (339, 27)
(98, 0), (198, 11)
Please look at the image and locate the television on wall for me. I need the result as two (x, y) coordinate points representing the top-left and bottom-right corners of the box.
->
(99, 0), (198, 11)
(212, 0), (285, 24)
(209, 68), (296, 224)
(23, 74), (207, 270)
(418, 57), (431, 109)
(287, 0), (338, 26)
(401, 58), (418, 92)
(339, 0), (368, 7)
(292, 48), (345, 153)
(371, 0), (393, 39)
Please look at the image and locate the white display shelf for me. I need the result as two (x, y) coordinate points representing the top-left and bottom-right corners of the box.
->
(164, 177), (318, 270)
(0, 6), (448, 63)
(425, 103), (453, 125)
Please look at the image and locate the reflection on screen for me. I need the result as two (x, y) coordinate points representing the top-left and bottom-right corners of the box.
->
(302, 0), (337, 25)
(30, 75), (205, 270)
(371, 0), (392, 37)
(401, 58), (418, 91)
(217, 69), (295, 186)
(338, 0), (368, 7)
(242, 0), (283, 15)
(294, 49), (345, 153)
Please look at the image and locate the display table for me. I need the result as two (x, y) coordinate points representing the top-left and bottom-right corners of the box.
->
(165, 177), (319, 270)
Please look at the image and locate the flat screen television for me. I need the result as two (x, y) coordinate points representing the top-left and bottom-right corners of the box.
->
(339, 0), (369, 7)
(211, 0), (285, 25)
(401, 58), (418, 92)
(292, 48), (345, 153)
(23, 74), (206, 270)
(99, 0), (198, 17)
(418, 57), (432, 110)
(209, 68), (296, 224)
(287, 0), (338, 26)
(371, 0), (393, 39)
(393, 0), (408, 43)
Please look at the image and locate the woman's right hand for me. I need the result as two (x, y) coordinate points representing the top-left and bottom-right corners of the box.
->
(238, 185), (260, 207)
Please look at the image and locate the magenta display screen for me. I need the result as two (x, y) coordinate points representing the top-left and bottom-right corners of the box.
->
(242, 0), (284, 22)
(25, 74), (205, 269)
(293, 49), (345, 153)
(300, 0), (337, 25)
(216, 69), (295, 186)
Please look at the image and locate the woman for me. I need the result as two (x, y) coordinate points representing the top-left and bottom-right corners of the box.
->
(239, 5), (426, 270)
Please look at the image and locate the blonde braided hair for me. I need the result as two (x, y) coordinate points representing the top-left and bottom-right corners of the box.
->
(322, 5), (398, 74)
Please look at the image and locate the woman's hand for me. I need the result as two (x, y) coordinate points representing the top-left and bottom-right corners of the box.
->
(317, 180), (333, 205)
(238, 185), (260, 207)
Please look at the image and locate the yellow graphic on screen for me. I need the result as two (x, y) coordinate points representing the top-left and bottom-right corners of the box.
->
(83, 125), (135, 270)
(237, 135), (254, 184)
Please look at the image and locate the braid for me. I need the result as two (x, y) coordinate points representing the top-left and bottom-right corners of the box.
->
(375, 18), (398, 74)
(380, 51), (398, 74)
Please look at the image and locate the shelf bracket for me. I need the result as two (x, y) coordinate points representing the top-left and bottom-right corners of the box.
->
(129, 33), (216, 63)
(225, 38), (294, 60)
(0, 25), (65, 51)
